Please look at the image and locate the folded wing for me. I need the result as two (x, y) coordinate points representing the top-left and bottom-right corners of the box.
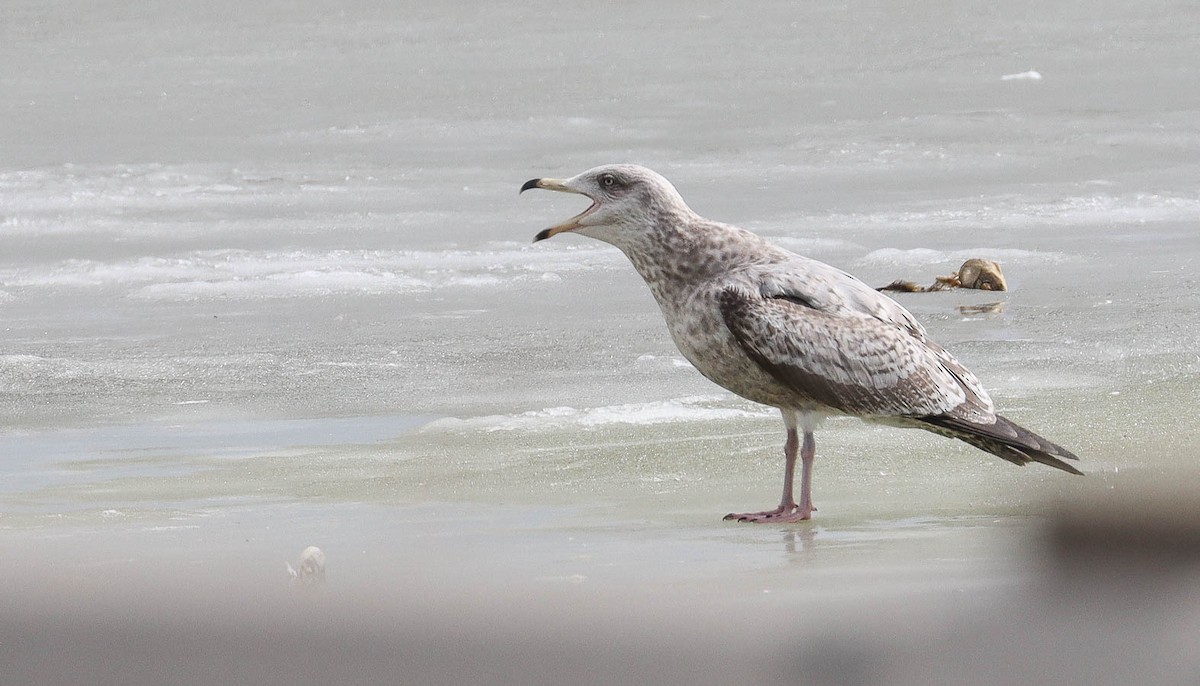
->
(716, 272), (1082, 474)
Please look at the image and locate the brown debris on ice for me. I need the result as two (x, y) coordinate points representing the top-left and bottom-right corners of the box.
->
(877, 258), (1008, 293)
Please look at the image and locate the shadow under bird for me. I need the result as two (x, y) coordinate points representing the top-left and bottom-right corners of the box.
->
(521, 165), (1082, 523)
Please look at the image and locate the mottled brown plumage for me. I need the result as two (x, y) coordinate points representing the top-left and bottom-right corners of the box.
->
(522, 164), (1081, 522)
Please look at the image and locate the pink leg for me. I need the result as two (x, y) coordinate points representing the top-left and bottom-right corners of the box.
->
(797, 430), (815, 517)
(725, 415), (817, 523)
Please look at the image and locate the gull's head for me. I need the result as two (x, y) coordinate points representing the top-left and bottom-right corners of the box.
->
(521, 164), (692, 246)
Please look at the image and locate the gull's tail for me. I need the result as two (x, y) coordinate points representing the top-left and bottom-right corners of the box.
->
(916, 413), (1083, 475)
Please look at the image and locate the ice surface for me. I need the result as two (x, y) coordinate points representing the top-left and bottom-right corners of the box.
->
(2, 0), (1200, 646)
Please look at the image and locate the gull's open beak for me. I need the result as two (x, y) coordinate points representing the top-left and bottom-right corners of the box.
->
(520, 177), (598, 242)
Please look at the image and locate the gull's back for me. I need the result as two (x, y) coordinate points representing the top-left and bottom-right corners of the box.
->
(639, 218), (992, 422)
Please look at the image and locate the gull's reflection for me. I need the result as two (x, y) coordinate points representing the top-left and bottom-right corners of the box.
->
(780, 525), (818, 557)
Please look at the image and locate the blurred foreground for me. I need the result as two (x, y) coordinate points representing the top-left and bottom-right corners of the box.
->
(4, 478), (1199, 686)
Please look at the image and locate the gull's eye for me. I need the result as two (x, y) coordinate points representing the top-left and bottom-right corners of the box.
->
(600, 173), (617, 188)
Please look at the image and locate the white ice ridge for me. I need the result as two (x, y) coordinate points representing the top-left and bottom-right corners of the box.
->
(1001, 70), (1043, 81)
(858, 247), (1069, 269)
(0, 243), (621, 300)
(422, 395), (775, 433)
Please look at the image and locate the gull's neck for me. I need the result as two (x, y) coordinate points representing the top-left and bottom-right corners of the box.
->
(618, 212), (776, 302)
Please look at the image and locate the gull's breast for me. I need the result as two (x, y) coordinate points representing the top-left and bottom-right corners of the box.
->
(659, 285), (826, 412)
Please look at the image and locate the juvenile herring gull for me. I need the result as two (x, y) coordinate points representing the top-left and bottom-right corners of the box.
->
(521, 164), (1082, 523)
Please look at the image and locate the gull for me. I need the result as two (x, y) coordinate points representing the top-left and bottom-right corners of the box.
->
(521, 165), (1081, 522)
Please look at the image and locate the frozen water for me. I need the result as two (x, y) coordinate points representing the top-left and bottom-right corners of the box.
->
(2, 0), (1200, 610)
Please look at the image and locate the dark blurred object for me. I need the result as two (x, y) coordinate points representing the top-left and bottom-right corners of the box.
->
(1047, 479), (1200, 571)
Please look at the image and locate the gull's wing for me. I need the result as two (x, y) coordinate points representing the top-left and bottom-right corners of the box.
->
(754, 256), (929, 339)
(715, 261), (1082, 474)
(715, 280), (985, 418)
